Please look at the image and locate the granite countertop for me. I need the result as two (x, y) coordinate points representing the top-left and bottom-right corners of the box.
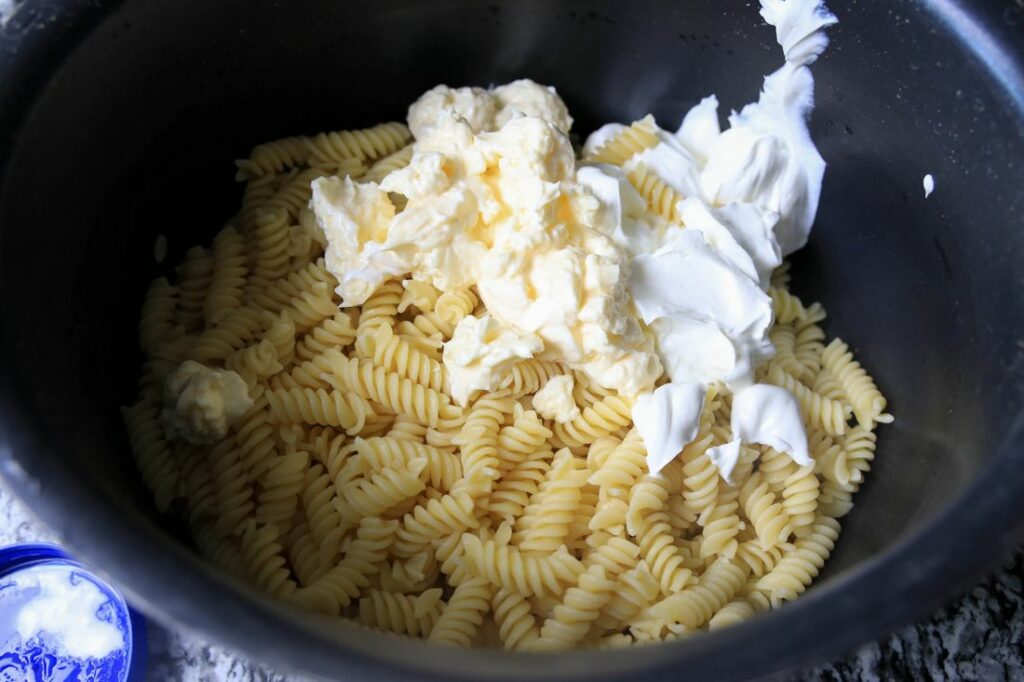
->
(1, 481), (1021, 681)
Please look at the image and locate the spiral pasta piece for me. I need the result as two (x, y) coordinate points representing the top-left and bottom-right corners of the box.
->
(765, 362), (851, 436)
(139, 277), (186, 360)
(123, 400), (180, 512)
(392, 491), (479, 558)
(352, 436), (461, 491)
(626, 475), (694, 595)
(595, 561), (660, 631)
(698, 499), (743, 560)
(428, 577), (495, 647)
(334, 460), (426, 527)
(204, 226), (249, 327)
(589, 428), (647, 496)
(295, 311), (356, 362)
(498, 359), (566, 398)
(455, 393), (514, 500)
(325, 352), (461, 429)
(496, 404), (552, 473)
(359, 324), (447, 393)
(822, 338), (893, 427)
(707, 599), (757, 630)
(256, 451), (309, 525)
(175, 246), (214, 332)
(297, 464), (345, 571)
(647, 557), (746, 629)
(488, 447), (553, 525)
(553, 394), (633, 448)
(308, 122), (412, 169)
(239, 520), (296, 598)
(513, 449), (588, 553)
(757, 516), (841, 603)
(492, 587), (540, 651)
(463, 533), (583, 598)
(359, 587), (444, 637)
(250, 208), (291, 288)
(585, 115), (659, 165)
(781, 464), (820, 534)
(534, 564), (616, 649)
(235, 135), (311, 179)
(740, 472), (792, 551)
(355, 280), (404, 336)
(628, 162), (684, 223)
(291, 518), (397, 615)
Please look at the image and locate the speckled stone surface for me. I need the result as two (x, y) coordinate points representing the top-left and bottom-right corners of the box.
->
(1, 480), (1020, 681)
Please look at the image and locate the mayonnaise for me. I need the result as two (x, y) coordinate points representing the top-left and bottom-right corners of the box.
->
(161, 360), (253, 444)
(731, 384), (811, 466)
(443, 315), (544, 406)
(532, 375), (581, 423)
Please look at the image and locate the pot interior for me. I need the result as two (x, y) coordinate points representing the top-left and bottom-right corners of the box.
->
(0, 0), (1022, 678)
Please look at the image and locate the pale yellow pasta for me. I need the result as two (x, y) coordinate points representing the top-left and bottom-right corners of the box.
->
(255, 451), (309, 525)
(584, 115), (658, 165)
(822, 338), (893, 427)
(235, 135), (312, 180)
(628, 162), (684, 224)
(553, 394), (633, 448)
(307, 122), (411, 170)
(122, 400), (180, 513)
(428, 577), (495, 647)
(739, 472), (792, 550)
(127, 112), (891, 648)
(512, 449), (588, 553)
(492, 587), (540, 651)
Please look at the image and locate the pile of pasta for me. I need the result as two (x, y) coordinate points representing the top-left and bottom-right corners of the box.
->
(124, 116), (891, 650)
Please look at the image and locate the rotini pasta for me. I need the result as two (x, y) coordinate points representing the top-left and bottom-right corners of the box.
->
(584, 115), (659, 165)
(127, 91), (889, 649)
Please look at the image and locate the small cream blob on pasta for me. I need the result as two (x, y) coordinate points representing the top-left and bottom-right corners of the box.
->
(531, 375), (580, 423)
(443, 314), (543, 406)
(161, 360), (253, 444)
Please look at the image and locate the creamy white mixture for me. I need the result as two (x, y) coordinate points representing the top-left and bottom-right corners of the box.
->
(311, 0), (838, 477)
(162, 360), (253, 444)
(531, 375), (580, 423)
(8, 564), (124, 659)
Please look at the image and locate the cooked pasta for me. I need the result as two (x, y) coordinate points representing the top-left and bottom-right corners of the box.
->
(126, 103), (890, 649)
(584, 115), (659, 165)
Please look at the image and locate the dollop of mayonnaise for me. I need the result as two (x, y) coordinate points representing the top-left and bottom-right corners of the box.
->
(531, 375), (581, 423)
(632, 383), (705, 474)
(731, 383), (811, 466)
(161, 360), (253, 444)
(408, 79), (573, 140)
(443, 315), (544, 406)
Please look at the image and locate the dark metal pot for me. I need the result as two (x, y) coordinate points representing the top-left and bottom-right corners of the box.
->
(0, 0), (1022, 679)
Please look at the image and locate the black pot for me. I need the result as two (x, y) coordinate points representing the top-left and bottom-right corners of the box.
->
(1, 0), (1022, 679)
